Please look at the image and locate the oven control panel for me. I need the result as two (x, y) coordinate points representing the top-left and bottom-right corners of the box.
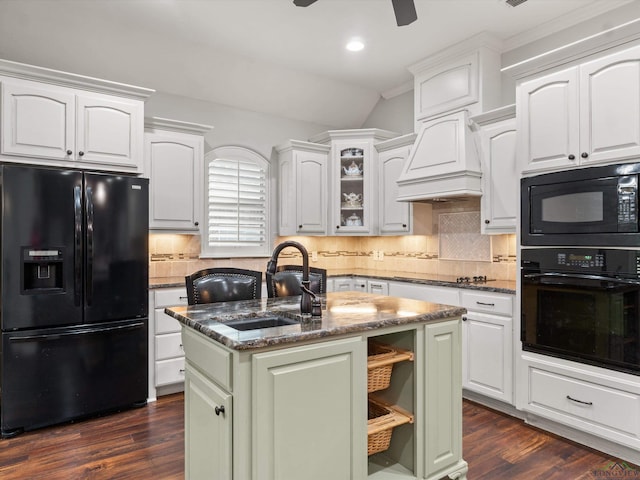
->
(522, 247), (640, 276)
(557, 253), (605, 268)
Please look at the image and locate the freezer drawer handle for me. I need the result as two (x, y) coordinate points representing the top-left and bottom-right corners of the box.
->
(8, 322), (145, 342)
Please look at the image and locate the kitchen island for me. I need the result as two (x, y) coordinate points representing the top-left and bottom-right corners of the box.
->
(166, 291), (468, 480)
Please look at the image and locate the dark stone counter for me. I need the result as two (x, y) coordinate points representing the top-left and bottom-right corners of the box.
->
(165, 291), (465, 351)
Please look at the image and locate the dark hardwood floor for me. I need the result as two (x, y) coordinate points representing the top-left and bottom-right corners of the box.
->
(0, 394), (637, 479)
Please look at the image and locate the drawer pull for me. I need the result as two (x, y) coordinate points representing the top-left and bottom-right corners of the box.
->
(179, 296), (188, 300)
(179, 369), (185, 373)
(567, 395), (593, 406)
(476, 301), (495, 307)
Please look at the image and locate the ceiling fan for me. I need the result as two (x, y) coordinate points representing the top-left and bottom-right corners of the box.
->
(293, 0), (418, 27)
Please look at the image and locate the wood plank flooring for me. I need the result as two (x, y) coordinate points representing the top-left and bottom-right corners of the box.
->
(0, 394), (637, 479)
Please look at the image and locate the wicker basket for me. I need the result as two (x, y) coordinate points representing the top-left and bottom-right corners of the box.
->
(367, 397), (413, 456)
(367, 342), (414, 393)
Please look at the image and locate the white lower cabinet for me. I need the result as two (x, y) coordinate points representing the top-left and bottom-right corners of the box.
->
(181, 317), (466, 479)
(460, 291), (513, 404)
(519, 355), (640, 453)
(149, 287), (189, 399)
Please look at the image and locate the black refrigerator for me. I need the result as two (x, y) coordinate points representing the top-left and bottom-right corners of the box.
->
(0, 164), (149, 437)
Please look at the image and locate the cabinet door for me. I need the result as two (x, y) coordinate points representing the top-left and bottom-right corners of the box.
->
(1, 80), (75, 160)
(185, 363), (232, 480)
(462, 312), (513, 403)
(146, 131), (202, 231)
(296, 149), (328, 234)
(76, 93), (143, 171)
(253, 337), (366, 480)
(479, 118), (517, 234)
(580, 45), (640, 165)
(424, 320), (466, 480)
(378, 145), (411, 234)
(334, 140), (373, 234)
(518, 67), (579, 174)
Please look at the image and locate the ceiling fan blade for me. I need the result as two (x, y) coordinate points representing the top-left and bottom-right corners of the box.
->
(293, 0), (318, 6)
(391, 0), (417, 26)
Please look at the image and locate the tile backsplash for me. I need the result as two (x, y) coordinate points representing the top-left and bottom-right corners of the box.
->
(149, 199), (517, 282)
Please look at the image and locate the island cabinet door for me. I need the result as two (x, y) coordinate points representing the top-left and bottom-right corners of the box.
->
(252, 337), (367, 480)
(185, 363), (232, 480)
(423, 320), (468, 480)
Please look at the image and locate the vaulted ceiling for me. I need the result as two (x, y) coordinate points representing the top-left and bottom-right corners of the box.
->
(0, 0), (633, 128)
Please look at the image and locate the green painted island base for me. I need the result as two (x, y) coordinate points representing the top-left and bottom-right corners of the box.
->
(181, 318), (466, 480)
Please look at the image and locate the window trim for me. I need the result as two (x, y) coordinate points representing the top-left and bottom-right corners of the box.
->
(201, 146), (271, 258)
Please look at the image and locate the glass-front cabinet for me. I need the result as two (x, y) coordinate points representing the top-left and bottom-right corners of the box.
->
(310, 129), (397, 235)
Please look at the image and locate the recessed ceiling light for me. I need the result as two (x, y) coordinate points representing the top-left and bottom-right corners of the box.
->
(346, 39), (365, 52)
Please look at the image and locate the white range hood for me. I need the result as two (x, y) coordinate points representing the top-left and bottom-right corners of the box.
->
(396, 109), (482, 202)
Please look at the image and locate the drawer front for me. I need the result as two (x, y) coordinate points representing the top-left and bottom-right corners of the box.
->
(182, 327), (232, 391)
(156, 332), (184, 360)
(460, 291), (512, 316)
(529, 367), (640, 440)
(155, 308), (182, 334)
(156, 357), (186, 386)
(154, 287), (188, 308)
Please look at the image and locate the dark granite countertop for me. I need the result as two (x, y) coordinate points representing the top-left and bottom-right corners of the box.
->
(151, 270), (515, 294)
(165, 291), (466, 351)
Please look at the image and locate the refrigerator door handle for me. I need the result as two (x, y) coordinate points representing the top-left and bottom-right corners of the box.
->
(7, 322), (146, 342)
(85, 186), (94, 306)
(73, 185), (82, 307)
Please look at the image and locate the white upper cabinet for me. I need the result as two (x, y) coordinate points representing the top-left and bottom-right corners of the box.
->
(145, 118), (212, 232)
(518, 43), (640, 174)
(1, 80), (75, 161)
(409, 33), (502, 126)
(0, 60), (153, 173)
(276, 140), (330, 236)
(76, 93), (144, 169)
(375, 134), (416, 235)
(471, 106), (518, 234)
(309, 128), (397, 236)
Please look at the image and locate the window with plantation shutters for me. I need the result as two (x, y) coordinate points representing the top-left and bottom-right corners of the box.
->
(203, 146), (270, 257)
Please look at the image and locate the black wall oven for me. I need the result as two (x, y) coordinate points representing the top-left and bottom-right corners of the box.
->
(521, 162), (640, 246)
(521, 248), (640, 375)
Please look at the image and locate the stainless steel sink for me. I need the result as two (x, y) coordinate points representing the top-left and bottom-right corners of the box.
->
(222, 315), (299, 331)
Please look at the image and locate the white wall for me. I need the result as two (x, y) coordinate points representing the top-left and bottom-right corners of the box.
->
(360, 90), (414, 134)
(145, 92), (332, 159)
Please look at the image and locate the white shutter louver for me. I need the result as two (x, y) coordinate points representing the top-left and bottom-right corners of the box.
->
(208, 157), (267, 246)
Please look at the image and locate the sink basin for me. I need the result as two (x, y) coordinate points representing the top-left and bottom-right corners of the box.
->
(223, 315), (299, 331)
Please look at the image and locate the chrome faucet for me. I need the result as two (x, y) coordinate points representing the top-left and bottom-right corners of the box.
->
(266, 241), (321, 316)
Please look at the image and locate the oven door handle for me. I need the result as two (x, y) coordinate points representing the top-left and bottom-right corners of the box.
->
(524, 272), (640, 286)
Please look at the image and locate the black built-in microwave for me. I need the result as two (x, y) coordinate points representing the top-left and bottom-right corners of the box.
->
(521, 162), (640, 246)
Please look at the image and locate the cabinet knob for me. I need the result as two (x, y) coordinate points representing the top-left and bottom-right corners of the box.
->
(194, 221), (199, 226)
(581, 152), (589, 158)
(568, 154), (576, 160)
(298, 225), (303, 229)
(66, 149), (72, 155)
(484, 219), (490, 224)
(78, 151), (85, 157)
(215, 405), (225, 416)
(402, 224), (407, 228)
(462, 315), (467, 321)
(336, 225), (340, 229)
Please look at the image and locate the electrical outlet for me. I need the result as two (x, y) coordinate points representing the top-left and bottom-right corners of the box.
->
(372, 250), (378, 261)
(311, 251), (318, 262)
(379, 250), (384, 260)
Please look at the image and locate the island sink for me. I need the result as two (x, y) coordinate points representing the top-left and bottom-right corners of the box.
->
(222, 315), (299, 331)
